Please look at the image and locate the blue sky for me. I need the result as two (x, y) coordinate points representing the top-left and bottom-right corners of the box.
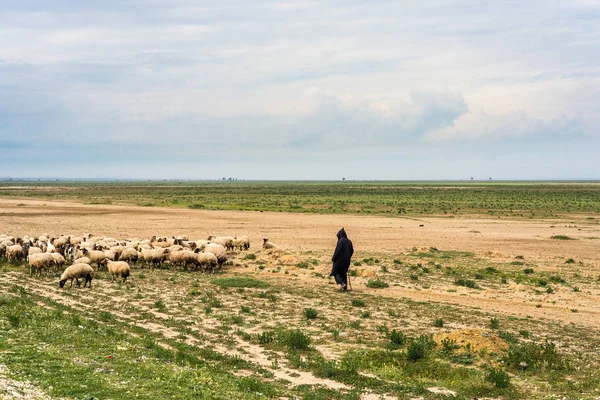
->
(1, 0), (599, 180)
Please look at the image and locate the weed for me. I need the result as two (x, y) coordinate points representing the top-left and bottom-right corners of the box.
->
(243, 253), (257, 260)
(351, 299), (366, 307)
(278, 329), (311, 350)
(406, 335), (435, 361)
(523, 268), (535, 274)
(433, 318), (444, 328)
(303, 308), (318, 320)
(360, 311), (371, 319)
(366, 279), (389, 288)
(565, 258), (575, 264)
(389, 330), (407, 346)
(441, 337), (459, 352)
(454, 278), (478, 289)
(296, 261), (309, 269)
(240, 305), (251, 313)
(154, 300), (167, 312)
(551, 235), (575, 240)
(257, 331), (276, 345)
(486, 368), (511, 388)
(504, 341), (567, 371)
(490, 317), (500, 329)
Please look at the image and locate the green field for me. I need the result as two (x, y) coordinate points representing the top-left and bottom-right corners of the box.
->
(2, 180), (600, 217)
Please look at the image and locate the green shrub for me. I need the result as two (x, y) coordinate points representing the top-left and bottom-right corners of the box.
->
(303, 308), (318, 320)
(565, 258), (575, 264)
(504, 341), (567, 371)
(296, 261), (309, 269)
(441, 337), (459, 352)
(454, 278), (478, 289)
(360, 311), (371, 318)
(278, 330), (311, 350)
(433, 318), (444, 328)
(523, 268), (535, 274)
(257, 331), (275, 345)
(406, 335), (435, 361)
(486, 368), (511, 388)
(243, 253), (257, 260)
(551, 235), (574, 240)
(366, 279), (389, 288)
(490, 317), (500, 329)
(389, 330), (406, 346)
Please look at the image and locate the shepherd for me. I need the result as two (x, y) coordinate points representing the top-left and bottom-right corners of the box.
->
(330, 228), (354, 291)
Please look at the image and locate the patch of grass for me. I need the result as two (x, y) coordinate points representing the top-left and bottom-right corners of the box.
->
(454, 278), (479, 289)
(389, 330), (407, 346)
(365, 279), (389, 288)
(504, 341), (568, 371)
(523, 268), (535, 274)
(296, 261), (309, 269)
(551, 235), (575, 240)
(212, 277), (270, 288)
(153, 300), (167, 312)
(490, 317), (500, 329)
(565, 258), (575, 264)
(303, 308), (318, 320)
(486, 368), (511, 388)
(278, 329), (311, 350)
(406, 335), (435, 361)
(433, 318), (444, 328)
(243, 253), (257, 260)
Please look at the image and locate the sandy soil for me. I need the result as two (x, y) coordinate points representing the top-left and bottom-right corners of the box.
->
(1, 197), (600, 330)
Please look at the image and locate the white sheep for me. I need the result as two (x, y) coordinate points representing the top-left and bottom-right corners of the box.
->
(59, 263), (94, 288)
(74, 256), (92, 265)
(118, 248), (139, 265)
(51, 253), (66, 269)
(82, 248), (108, 269)
(233, 236), (250, 251)
(195, 252), (218, 272)
(106, 261), (131, 283)
(200, 243), (227, 268)
(262, 238), (277, 249)
(207, 236), (235, 251)
(6, 244), (25, 263)
(140, 248), (170, 269)
(28, 253), (55, 277)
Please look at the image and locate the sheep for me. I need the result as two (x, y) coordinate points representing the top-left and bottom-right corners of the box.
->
(195, 252), (218, 273)
(109, 245), (126, 260)
(50, 253), (66, 269)
(233, 236), (250, 251)
(140, 248), (170, 269)
(52, 236), (70, 254)
(118, 247), (139, 265)
(104, 250), (117, 261)
(74, 257), (91, 265)
(81, 248), (108, 269)
(207, 236), (235, 251)
(6, 244), (25, 263)
(200, 243), (227, 268)
(106, 261), (131, 283)
(262, 238), (277, 249)
(170, 250), (197, 270)
(59, 263), (94, 288)
(27, 253), (55, 277)
(28, 246), (43, 256)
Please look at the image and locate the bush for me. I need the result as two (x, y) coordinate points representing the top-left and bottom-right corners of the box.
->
(486, 368), (511, 388)
(278, 329), (311, 350)
(454, 278), (478, 289)
(303, 308), (318, 320)
(523, 268), (535, 274)
(366, 279), (389, 288)
(296, 261), (309, 269)
(257, 331), (275, 345)
(433, 318), (444, 328)
(243, 253), (257, 260)
(551, 235), (574, 240)
(490, 317), (500, 329)
(406, 335), (435, 361)
(504, 341), (567, 371)
(389, 330), (406, 346)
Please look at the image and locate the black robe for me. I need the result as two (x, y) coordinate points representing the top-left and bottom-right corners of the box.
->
(330, 228), (354, 277)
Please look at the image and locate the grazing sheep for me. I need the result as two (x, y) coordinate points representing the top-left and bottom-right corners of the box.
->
(81, 248), (108, 269)
(50, 253), (66, 269)
(168, 250), (196, 269)
(75, 257), (91, 265)
(59, 263), (94, 288)
(52, 236), (70, 254)
(28, 246), (43, 256)
(262, 238), (277, 249)
(106, 261), (131, 283)
(104, 250), (117, 261)
(140, 248), (170, 269)
(195, 252), (218, 272)
(200, 243), (227, 268)
(6, 244), (25, 263)
(27, 253), (55, 277)
(118, 247), (139, 265)
(233, 236), (250, 251)
(207, 236), (235, 251)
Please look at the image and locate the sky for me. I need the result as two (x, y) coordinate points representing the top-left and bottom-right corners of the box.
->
(1, 0), (600, 180)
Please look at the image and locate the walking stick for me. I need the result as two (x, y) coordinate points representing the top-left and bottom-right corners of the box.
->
(347, 273), (352, 291)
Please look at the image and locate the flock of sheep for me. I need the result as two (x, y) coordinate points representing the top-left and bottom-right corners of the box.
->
(0, 233), (276, 289)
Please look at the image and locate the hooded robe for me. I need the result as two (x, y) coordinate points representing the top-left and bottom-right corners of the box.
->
(330, 228), (354, 278)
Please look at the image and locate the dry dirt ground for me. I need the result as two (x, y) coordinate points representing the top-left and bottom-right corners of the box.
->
(2, 198), (600, 398)
(1, 198), (600, 329)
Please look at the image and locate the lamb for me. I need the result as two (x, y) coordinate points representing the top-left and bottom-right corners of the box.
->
(207, 236), (235, 251)
(6, 244), (25, 263)
(106, 261), (131, 283)
(27, 253), (55, 277)
(262, 238), (277, 249)
(118, 248), (139, 265)
(59, 263), (94, 288)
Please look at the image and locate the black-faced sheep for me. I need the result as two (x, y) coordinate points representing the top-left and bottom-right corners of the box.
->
(59, 263), (94, 288)
(262, 238), (277, 249)
(106, 261), (131, 283)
